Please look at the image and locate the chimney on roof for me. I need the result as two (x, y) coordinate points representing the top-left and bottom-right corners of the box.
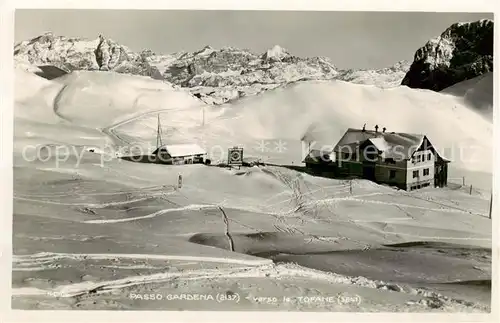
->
(383, 127), (386, 133)
(375, 125), (379, 132)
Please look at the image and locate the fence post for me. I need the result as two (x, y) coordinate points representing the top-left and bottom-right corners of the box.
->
(178, 174), (182, 190)
(469, 185), (472, 195)
(349, 180), (352, 194)
(463, 177), (465, 186)
(489, 193), (492, 220)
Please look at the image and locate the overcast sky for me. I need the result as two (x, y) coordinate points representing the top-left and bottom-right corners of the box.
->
(15, 10), (493, 69)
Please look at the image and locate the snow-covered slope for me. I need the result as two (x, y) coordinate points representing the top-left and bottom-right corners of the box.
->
(51, 71), (203, 128)
(440, 72), (493, 119)
(12, 67), (493, 311)
(15, 68), (53, 101)
(14, 68), (205, 156)
(402, 19), (493, 91)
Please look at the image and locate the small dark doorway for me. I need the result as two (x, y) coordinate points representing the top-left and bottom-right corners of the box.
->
(434, 159), (449, 187)
(360, 143), (378, 181)
(362, 162), (376, 180)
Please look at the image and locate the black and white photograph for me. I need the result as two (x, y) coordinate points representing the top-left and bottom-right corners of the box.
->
(3, 1), (498, 317)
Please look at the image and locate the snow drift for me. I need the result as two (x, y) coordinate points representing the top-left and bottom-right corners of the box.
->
(52, 71), (204, 128)
(15, 69), (204, 127)
(441, 72), (493, 119)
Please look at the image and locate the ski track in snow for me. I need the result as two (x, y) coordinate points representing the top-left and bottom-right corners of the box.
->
(13, 252), (271, 269)
(102, 105), (199, 146)
(8, 265), (286, 298)
(309, 193), (487, 216)
(82, 204), (217, 224)
(11, 257), (488, 312)
(14, 195), (156, 208)
(15, 184), (175, 198)
(13, 184), (177, 208)
(15, 183), (488, 227)
(10, 261), (382, 298)
(380, 231), (490, 241)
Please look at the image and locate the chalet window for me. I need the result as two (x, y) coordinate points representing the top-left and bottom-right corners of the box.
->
(413, 170), (419, 178)
(427, 153), (431, 161)
(417, 155), (421, 162)
(389, 170), (396, 179)
(423, 168), (429, 176)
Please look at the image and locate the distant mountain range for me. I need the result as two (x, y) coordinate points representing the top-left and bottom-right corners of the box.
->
(14, 19), (493, 105)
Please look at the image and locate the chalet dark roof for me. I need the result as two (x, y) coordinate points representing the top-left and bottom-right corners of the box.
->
(34, 65), (69, 80)
(303, 148), (334, 164)
(333, 128), (429, 160)
(152, 144), (206, 157)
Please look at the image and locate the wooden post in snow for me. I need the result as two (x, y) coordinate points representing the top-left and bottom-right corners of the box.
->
(489, 193), (493, 220)
(349, 180), (353, 195)
(469, 185), (472, 195)
(463, 177), (466, 186)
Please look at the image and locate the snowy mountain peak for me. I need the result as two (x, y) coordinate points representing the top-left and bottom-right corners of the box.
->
(192, 45), (215, 56)
(452, 18), (492, 30)
(391, 60), (411, 69)
(38, 31), (55, 38)
(262, 44), (289, 61)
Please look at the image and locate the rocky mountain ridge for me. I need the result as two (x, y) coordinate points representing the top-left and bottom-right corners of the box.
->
(14, 32), (410, 105)
(16, 19), (492, 105)
(336, 60), (411, 88)
(401, 19), (493, 91)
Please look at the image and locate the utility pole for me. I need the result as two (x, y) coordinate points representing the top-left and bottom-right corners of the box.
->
(156, 114), (163, 149)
